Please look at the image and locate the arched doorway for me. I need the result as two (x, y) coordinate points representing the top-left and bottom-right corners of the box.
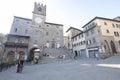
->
(104, 40), (110, 53)
(28, 47), (38, 61)
(6, 51), (15, 64)
(18, 51), (25, 60)
(110, 41), (117, 54)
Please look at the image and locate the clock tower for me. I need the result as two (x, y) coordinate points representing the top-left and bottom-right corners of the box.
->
(32, 2), (46, 27)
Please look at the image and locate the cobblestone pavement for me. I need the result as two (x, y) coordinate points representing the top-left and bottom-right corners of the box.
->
(0, 54), (120, 80)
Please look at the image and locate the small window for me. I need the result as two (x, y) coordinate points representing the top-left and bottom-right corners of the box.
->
(25, 29), (28, 34)
(81, 34), (83, 37)
(104, 22), (107, 25)
(106, 29), (109, 33)
(56, 32), (59, 35)
(26, 21), (30, 24)
(91, 29), (94, 34)
(38, 7), (42, 11)
(34, 40), (38, 44)
(92, 38), (96, 43)
(116, 24), (119, 28)
(16, 19), (19, 22)
(35, 31), (39, 35)
(89, 40), (92, 44)
(112, 24), (115, 28)
(119, 25), (120, 28)
(86, 31), (89, 36)
(46, 32), (49, 36)
(14, 28), (17, 32)
(47, 25), (49, 27)
(114, 32), (119, 36)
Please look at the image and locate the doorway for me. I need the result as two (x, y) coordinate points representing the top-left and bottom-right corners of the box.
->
(110, 41), (117, 54)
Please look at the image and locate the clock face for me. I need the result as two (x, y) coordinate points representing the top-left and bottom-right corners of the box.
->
(34, 17), (42, 24)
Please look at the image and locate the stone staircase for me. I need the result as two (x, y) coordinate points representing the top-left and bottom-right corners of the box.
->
(39, 47), (72, 64)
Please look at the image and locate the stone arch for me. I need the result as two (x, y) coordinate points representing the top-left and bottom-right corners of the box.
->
(28, 47), (38, 61)
(110, 40), (117, 54)
(18, 51), (25, 60)
(104, 40), (110, 53)
(6, 51), (15, 63)
(18, 51), (25, 55)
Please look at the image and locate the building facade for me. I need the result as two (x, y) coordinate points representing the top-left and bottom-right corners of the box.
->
(66, 27), (82, 50)
(0, 33), (7, 64)
(68, 16), (120, 59)
(72, 31), (89, 58)
(4, 2), (64, 62)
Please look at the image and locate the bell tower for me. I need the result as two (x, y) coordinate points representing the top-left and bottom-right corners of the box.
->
(32, 2), (46, 27)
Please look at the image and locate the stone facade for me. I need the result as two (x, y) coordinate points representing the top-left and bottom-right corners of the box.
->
(5, 2), (64, 62)
(0, 33), (7, 63)
(69, 16), (120, 59)
(66, 27), (82, 50)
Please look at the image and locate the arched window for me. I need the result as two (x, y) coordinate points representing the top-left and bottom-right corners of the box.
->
(38, 7), (42, 11)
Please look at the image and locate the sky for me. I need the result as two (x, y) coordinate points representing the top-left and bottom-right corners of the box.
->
(0, 0), (120, 35)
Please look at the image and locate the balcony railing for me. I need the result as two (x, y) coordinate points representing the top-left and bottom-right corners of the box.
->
(5, 42), (28, 48)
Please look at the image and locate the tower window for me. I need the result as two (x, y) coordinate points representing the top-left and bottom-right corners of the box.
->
(38, 7), (42, 11)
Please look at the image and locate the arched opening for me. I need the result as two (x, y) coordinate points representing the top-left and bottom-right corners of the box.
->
(18, 51), (25, 60)
(104, 40), (110, 53)
(28, 47), (38, 61)
(110, 41), (117, 54)
(6, 51), (15, 64)
(18, 51), (25, 55)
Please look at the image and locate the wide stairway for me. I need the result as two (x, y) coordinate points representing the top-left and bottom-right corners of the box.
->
(39, 47), (72, 64)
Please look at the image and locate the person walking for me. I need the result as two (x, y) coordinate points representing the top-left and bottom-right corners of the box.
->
(16, 54), (25, 73)
(96, 53), (99, 60)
